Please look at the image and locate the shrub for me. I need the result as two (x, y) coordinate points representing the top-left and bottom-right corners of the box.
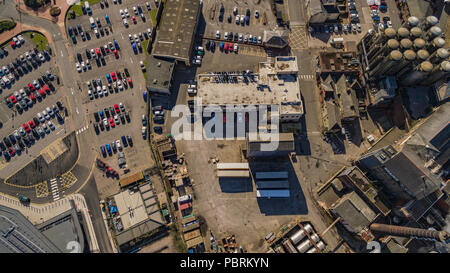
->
(50, 6), (61, 16)
(0, 20), (16, 34)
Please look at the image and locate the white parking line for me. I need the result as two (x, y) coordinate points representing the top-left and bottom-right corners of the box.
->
(130, 58), (133, 64)
(76, 107), (79, 114)
(56, 129), (64, 135)
(60, 50), (64, 57)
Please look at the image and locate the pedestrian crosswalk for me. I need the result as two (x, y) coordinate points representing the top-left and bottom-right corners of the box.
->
(50, 178), (60, 201)
(76, 125), (89, 135)
(299, 74), (314, 80)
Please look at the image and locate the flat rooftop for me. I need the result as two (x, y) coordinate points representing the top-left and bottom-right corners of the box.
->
(319, 51), (360, 73)
(114, 189), (148, 230)
(152, 0), (200, 62)
(197, 58), (303, 116)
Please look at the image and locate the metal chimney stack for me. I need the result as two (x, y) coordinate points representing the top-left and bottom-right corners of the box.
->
(370, 50), (403, 77)
(413, 38), (426, 50)
(410, 27), (423, 39)
(400, 61), (434, 86)
(388, 50), (416, 75)
(426, 26), (442, 41)
(370, 223), (450, 242)
(422, 60), (450, 85)
(416, 49), (430, 63)
(420, 16), (439, 32)
(397, 27), (410, 39)
(400, 38), (413, 51)
(428, 48), (449, 64)
(402, 16), (420, 29)
(426, 37), (446, 54)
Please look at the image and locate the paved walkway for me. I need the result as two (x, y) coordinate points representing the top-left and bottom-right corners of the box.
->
(0, 192), (100, 252)
(0, 22), (54, 45)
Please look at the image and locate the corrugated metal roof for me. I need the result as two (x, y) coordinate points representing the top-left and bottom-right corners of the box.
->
(257, 189), (290, 198)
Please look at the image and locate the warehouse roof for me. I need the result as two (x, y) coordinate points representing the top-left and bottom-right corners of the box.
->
(152, 0), (200, 62)
(146, 56), (175, 93)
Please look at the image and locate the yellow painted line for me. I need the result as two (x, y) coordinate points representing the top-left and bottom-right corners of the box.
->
(74, 155), (97, 194)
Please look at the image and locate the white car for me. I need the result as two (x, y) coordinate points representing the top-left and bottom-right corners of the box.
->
(233, 43), (238, 52)
(235, 15), (240, 24)
(133, 6), (138, 15)
(102, 85), (107, 95)
(123, 19), (128, 27)
(146, 2), (151, 11)
(357, 23), (361, 32)
(114, 115), (120, 125)
(147, 28), (152, 36)
(42, 110), (50, 120)
(255, 10), (259, 18)
(120, 9), (125, 19)
(257, 36), (262, 44)
(76, 62), (81, 72)
(216, 30), (220, 38)
(224, 32), (228, 39)
(238, 33), (243, 42)
(134, 34), (139, 43)
(244, 35), (248, 43)
(81, 61), (86, 71)
(124, 9), (130, 17)
(240, 15), (245, 25)
(140, 61), (146, 71)
(116, 140), (122, 151)
(387, 21), (392, 28)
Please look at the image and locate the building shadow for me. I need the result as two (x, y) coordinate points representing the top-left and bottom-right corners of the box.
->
(218, 177), (253, 193)
(251, 159), (308, 215)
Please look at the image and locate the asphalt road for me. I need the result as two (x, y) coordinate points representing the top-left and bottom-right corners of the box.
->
(285, 0), (306, 26)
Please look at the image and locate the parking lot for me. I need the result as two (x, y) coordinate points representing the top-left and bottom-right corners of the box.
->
(0, 33), (72, 171)
(65, 0), (156, 183)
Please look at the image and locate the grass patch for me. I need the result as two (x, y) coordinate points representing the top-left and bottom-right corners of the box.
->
(67, 0), (100, 18)
(0, 20), (17, 34)
(26, 32), (48, 51)
(169, 225), (187, 253)
(149, 9), (158, 26)
(142, 39), (150, 56)
(142, 59), (148, 79)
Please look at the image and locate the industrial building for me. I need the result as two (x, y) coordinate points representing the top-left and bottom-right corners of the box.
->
(246, 132), (295, 158)
(0, 204), (61, 253)
(145, 56), (175, 95)
(357, 16), (449, 108)
(106, 182), (166, 252)
(36, 202), (87, 253)
(255, 171), (290, 198)
(152, 0), (201, 65)
(357, 103), (449, 223)
(268, 221), (326, 253)
(196, 56), (304, 123)
(306, 0), (340, 24)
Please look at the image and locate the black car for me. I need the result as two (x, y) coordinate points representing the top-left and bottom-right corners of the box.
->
(0, 141), (6, 151)
(153, 126), (162, 134)
(94, 112), (100, 122)
(33, 117), (40, 125)
(125, 111), (130, 122)
(104, 108), (110, 118)
(99, 122), (105, 131)
(120, 113), (125, 123)
(94, 123), (99, 134)
(9, 135), (16, 145)
(100, 46), (106, 55)
(56, 101), (63, 110)
(210, 41), (216, 52)
(124, 68), (130, 77)
(31, 129), (39, 139)
(3, 137), (11, 147)
(100, 56), (106, 66)
(153, 115), (164, 123)
(229, 32), (233, 40)
(15, 104), (23, 114)
(206, 40), (211, 50)
(109, 106), (115, 116)
(127, 135), (133, 147)
(86, 49), (91, 59)
(56, 112), (64, 124)
(234, 32), (239, 41)
(77, 53), (82, 63)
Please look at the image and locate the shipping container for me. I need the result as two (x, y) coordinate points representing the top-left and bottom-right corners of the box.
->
(255, 172), (288, 180)
(256, 189), (290, 198)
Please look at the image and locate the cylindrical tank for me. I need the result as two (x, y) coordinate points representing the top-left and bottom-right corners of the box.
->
(289, 224), (313, 245)
(403, 16), (420, 29)
(410, 27), (423, 39)
(400, 38), (413, 50)
(400, 61), (434, 86)
(428, 48), (449, 64)
(420, 16), (439, 31)
(423, 60), (450, 85)
(426, 37), (446, 54)
(397, 27), (410, 39)
(368, 55), (385, 72)
(388, 50), (416, 75)
(373, 28), (396, 46)
(413, 38), (426, 50)
(306, 241), (326, 253)
(416, 49), (430, 62)
(296, 233), (320, 253)
(370, 223), (450, 242)
(373, 50), (402, 77)
(426, 26), (442, 40)
(367, 44), (383, 62)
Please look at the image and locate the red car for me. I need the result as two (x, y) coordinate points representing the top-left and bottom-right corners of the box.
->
(43, 84), (50, 93)
(10, 41), (16, 48)
(96, 48), (101, 56)
(28, 120), (36, 128)
(114, 50), (119, 58)
(224, 43), (228, 51)
(23, 123), (30, 132)
(111, 72), (116, 81)
(9, 148), (15, 156)
(39, 88), (46, 97)
(10, 95), (17, 103)
(132, 17), (137, 24)
(29, 93), (36, 101)
(28, 83), (35, 91)
(229, 43), (233, 51)
(127, 77), (133, 87)
(370, 5), (378, 10)
(114, 104), (120, 113)
(109, 117), (115, 127)
(105, 46), (110, 53)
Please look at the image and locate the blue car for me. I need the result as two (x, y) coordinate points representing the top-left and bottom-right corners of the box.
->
(105, 143), (112, 155)
(106, 74), (112, 83)
(3, 151), (11, 161)
(68, 27), (73, 36)
(121, 136), (128, 147)
(105, 15), (111, 24)
(220, 42), (224, 51)
(132, 43), (137, 54)
(100, 145), (106, 157)
(114, 39), (120, 50)
(99, 110), (104, 119)
(77, 24), (82, 32)
(253, 36), (257, 43)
